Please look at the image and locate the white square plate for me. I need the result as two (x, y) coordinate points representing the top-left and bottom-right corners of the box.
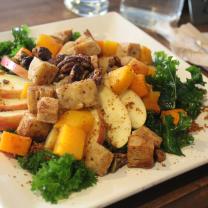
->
(0, 12), (207, 208)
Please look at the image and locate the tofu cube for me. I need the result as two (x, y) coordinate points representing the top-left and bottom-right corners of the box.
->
(85, 142), (113, 176)
(28, 57), (58, 85)
(132, 126), (162, 148)
(56, 79), (98, 110)
(27, 85), (55, 114)
(74, 32), (101, 56)
(127, 135), (154, 168)
(37, 97), (59, 124)
(17, 112), (51, 138)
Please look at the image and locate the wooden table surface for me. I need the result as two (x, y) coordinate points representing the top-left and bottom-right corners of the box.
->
(0, 0), (208, 208)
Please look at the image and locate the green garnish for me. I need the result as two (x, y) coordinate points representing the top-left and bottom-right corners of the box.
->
(70, 31), (81, 41)
(18, 150), (58, 174)
(31, 154), (97, 203)
(0, 25), (35, 59)
(162, 113), (193, 155)
(146, 111), (194, 155)
(145, 51), (206, 155)
(147, 51), (206, 118)
(176, 66), (206, 119)
(147, 51), (179, 110)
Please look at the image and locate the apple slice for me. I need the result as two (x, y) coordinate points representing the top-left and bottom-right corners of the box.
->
(0, 110), (26, 130)
(45, 127), (59, 150)
(88, 109), (106, 145)
(98, 86), (131, 148)
(120, 90), (147, 129)
(1, 56), (28, 79)
(0, 99), (27, 111)
(0, 73), (27, 98)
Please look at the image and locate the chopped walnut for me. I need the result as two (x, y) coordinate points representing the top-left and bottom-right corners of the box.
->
(55, 54), (96, 83)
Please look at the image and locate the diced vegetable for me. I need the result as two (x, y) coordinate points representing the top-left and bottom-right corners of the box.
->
(55, 110), (94, 133)
(108, 65), (134, 94)
(161, 109), (186, 125)
(20, 82), (32, 99)
(139, 46), (152, 65)
(101, 40), (119, 56)
(130, 74), (149, 97)
(0, 131), (32, 156)
(1, 56), (28, 79)
(128, 59), (149, 75)
(53, 125), (86, 160)
(36, 34), (62, 57)
(143, 91), (160, 112)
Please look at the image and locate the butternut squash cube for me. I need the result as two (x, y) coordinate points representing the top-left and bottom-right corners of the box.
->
(142, 91), (160, 113)
(102, 41), (119, 57)
(0, 131), (32, 156)
(36, 34), (62, 57)
(128, 59), (149, 75)
(139, 46), (153, 65)
(53, 125), (86, 160)
(55, 110), (94, 133)
(108, 65), (134, 94)
(130, 74), (149, 98)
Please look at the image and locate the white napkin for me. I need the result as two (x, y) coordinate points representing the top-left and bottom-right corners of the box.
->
(153, 22), (208, 71)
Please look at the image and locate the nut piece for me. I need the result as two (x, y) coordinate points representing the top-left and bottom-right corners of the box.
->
(85, 142), (113, 176)
(154, 148), (166, 163)
(28, 57), (58, 85)
(132, 126), (162, 148)
(37, 97), (59, 124)
(127, 135), (154, 168)
(56, 79), (98, 110)
(27, 85), (55, 114)
(17, 112), (51, 138)
(55, 54), (94, 82)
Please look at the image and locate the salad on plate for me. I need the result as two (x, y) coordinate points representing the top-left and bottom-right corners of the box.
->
(0, 25), (206, 203)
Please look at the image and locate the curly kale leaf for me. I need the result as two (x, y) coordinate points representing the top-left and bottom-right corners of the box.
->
(176, 66), (206, 119)
(147, 52), (206, 119)
(145, 111), (163, 136)
(147, 51), (179, 110)
(31, 154), (97, 203)
(162, 113), (193, 155)
(17, 150), (58, 174)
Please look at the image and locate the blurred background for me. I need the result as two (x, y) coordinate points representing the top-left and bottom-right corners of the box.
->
(0, 0), (208, 32)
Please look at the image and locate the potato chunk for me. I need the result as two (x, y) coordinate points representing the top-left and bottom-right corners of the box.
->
(28, 57), (58, 85)
(85, 142), (113, 176)
(127, 135), (154, 168)
(37, 97), (59, 124)
(27, 85), (55, 114)
(17, 112), (51, 138)
(56, 79), (98, 110)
